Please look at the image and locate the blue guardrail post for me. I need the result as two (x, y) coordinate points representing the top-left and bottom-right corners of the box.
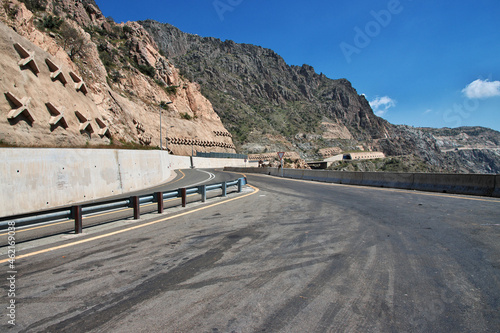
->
(238, 178), (243, 193)
(222, 182), (227, 197)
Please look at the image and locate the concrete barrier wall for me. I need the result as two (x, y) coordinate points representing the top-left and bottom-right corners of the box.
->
(352, 171), (414, 189)
(0, 148), (246, 217)
(494, 175), (500, 198)
(167, 155), (246, 170)
(224, 167), (499, 197)
(412, 173), (495, 196)
(284, 169), (304, 179)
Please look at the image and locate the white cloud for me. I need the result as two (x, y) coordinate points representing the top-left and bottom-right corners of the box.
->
(369, 96), (396, 116)
(462, 79), (500, 99)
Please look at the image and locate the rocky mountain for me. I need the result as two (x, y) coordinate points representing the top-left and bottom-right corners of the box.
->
(423, 126), (500, 150)
(141, 21), (391, 152)
(0, 0), (236, 155)
(142, 20), (500, 174)
(421, 127), (500, 174)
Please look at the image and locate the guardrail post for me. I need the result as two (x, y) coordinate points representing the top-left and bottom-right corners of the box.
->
(155, 192), (164, 213)
(222, 182), (227, 197)
(200, 185), (207, 203)
(131, 196), (140, 219)
(180, 188), (187, 207)
(72, 205), (82, 234)
(238, 178), (243, 193)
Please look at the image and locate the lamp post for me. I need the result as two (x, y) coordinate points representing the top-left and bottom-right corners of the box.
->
(160, 101), (173, 150)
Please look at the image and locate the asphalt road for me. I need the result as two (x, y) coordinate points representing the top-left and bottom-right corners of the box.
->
(1, 172), (499, 332)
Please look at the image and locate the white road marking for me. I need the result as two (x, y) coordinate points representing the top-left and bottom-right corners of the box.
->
(186, 169), (216, 187)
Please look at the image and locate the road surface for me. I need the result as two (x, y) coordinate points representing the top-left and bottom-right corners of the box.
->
(1, 171), (499, 332)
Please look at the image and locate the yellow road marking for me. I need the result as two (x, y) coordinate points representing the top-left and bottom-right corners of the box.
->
(394, 189), (500, 203)
(168, 169), (186, 185)
(218, 168), (247, 179)
(0, 185), (259, 263)
(248, 173), (500, 203)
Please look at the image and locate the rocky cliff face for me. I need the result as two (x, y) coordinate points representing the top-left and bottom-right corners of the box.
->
(141, 21), (392, 152)
(421, 127), (500, 173)
(142, 20), (500, 173)
(0, 0), (236, 155)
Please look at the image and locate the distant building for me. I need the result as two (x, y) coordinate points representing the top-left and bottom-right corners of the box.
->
(343, 152), (385, 161)
(318, 147), (342, 158)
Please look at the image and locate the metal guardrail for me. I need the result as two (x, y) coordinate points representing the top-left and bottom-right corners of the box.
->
(195, 152), (248, 159)
(0, 177), (248, 234)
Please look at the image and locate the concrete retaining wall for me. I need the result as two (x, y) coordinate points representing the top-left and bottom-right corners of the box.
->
(225, 167), (499, 198)
(0, 148), (246, 217)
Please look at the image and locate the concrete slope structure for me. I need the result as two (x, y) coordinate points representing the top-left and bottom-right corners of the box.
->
(0, 22), (109, 147)
(0, 1), (236, 155)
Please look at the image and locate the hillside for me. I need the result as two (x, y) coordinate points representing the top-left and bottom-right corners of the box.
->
(0, 0), (236, 155)
(141, 21), (391, 155)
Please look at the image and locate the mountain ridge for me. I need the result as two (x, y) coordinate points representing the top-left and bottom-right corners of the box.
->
(141, 19), (500, 173)
(141, 20), (391, 143)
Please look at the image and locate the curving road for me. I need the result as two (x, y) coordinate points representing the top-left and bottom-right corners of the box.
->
(1, 171), (499, 332)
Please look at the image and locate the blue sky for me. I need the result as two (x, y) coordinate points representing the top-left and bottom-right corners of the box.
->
(95, 0), (500, 131)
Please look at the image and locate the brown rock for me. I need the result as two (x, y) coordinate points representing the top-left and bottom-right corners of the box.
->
(0, 0), (236, 155)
